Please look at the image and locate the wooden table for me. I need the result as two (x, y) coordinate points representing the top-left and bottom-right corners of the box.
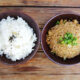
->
(0, 0), (80, 80)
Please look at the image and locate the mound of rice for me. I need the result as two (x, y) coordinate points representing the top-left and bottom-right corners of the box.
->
(46, 19), (80, 59)
(0, 16), (37, 61)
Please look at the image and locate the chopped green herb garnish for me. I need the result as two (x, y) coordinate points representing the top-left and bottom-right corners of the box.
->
(72, 42), (78, 46)
(63, 20), (67, 24)
(58, 32), (78, 46)
(56, 21), (60, 25)
(59, 37), (63, 41)
(73, 37), (77, 41)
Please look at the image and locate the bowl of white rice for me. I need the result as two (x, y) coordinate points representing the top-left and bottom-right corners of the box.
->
(0, 12), (40, 65)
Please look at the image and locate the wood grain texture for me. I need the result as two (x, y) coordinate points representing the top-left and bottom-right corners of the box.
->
(0, 7), (80, 29)
(0, 0), (80, 7)
(1, 75), (80, 80)
(0, 7), (80, 80)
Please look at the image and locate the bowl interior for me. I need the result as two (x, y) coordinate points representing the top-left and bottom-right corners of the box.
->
(0, 12), (40, 65)
(42, 13), (80, 65)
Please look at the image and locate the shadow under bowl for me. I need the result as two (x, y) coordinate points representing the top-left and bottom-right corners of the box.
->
(0, 11), (40, 65)
(41, 13), (80, 65)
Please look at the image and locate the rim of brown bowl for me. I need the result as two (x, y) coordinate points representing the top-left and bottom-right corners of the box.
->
(41, 12), (80, 66)
(0, 11), (40, 65)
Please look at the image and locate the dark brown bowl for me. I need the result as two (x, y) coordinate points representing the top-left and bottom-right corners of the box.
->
(0, 11), (40, 65)
(41, 13), (80, 65)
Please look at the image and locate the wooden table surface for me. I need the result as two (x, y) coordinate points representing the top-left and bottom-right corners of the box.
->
(0, 0), (80, 80)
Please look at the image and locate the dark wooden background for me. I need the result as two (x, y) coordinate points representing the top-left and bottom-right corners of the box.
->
(0, 0), (80, 80)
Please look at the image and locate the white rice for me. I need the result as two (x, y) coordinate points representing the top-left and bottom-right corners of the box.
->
(0, 16), (37, 61)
